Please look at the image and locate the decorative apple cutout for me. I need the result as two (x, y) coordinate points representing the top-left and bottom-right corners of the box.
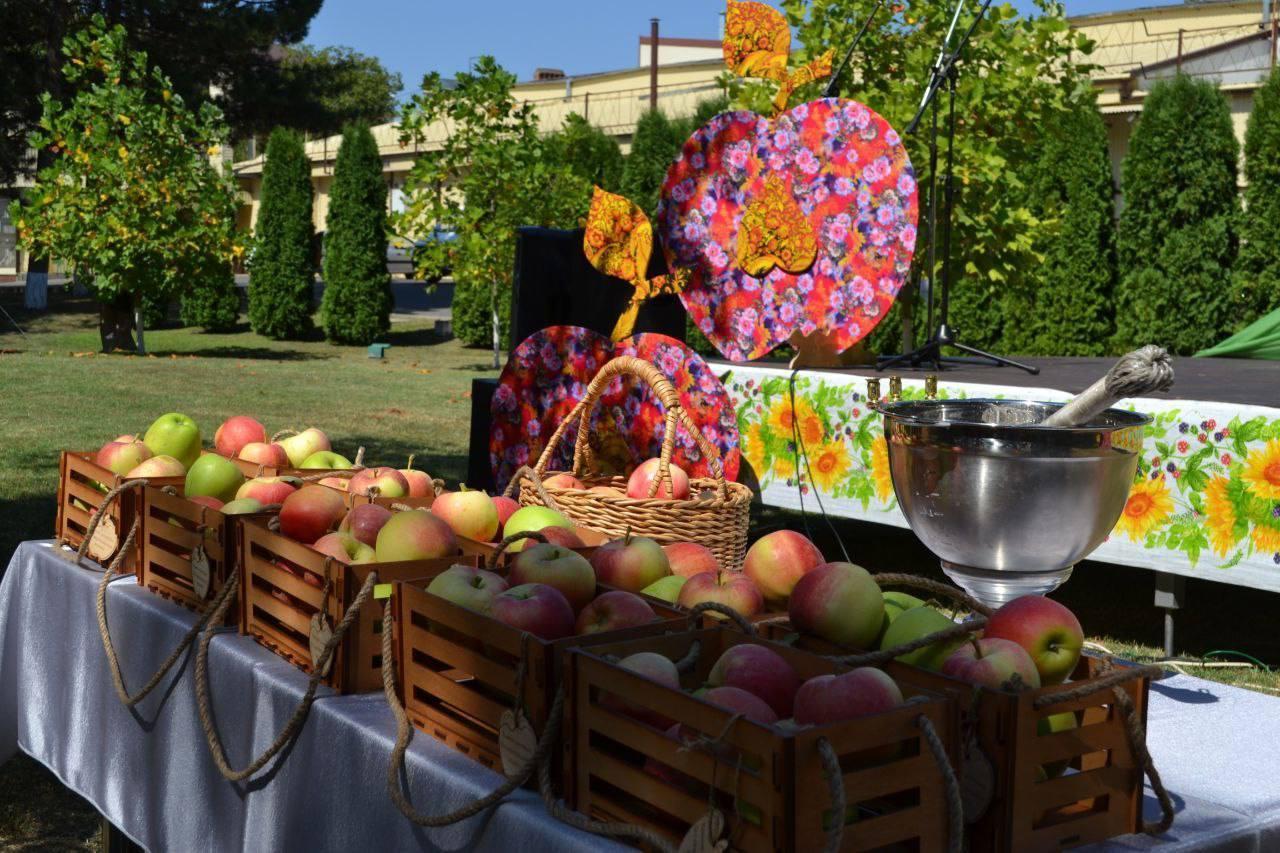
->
(983, 595), (1084, 686)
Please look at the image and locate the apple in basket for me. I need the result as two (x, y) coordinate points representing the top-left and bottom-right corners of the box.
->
(793, 668), (903, 726)
(426, 564), (508, 613)
(236, 476), (299, 506)
(602, 652), (680, 729)
(375, 509), (458, 562)
(879, 606), (964, 671)
(96, 437), (152, 476)
(142, 412), (202, 470)
(663, 542), (719, 579)
(789, 561), (884, 649)
(432, 488), (500, 542)
(125, 455), (187, 478)
(708, 643), (802, 718)
(279, 485), (347, 544)
(214, 416), (267, 458)
(626, 458), (690, 500)
(983, 595), (1084, 686)
(590, 534), (671, 593)
(743, 530), (825, 604)
(544, 473), (586, 491)
(588, 486), (624, 497)
(278, 428), (331, 468)
(502, 505), (575, 551)
(238, 442), (290, 469)
(490, 583), (576, 640)
(677, 571), (764, 619)
(509, 542), (596, 612)
(339, 503), (393, 548)
(575, 590), (659, 635)
(312, 531), (375, 565)
(942, 638), (1041, 693)
(348, 467), (409, 498)
(185, 453), (246, 504)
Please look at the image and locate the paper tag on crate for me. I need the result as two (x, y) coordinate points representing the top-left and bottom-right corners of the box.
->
(87, 515), (120, 563)
(960, 735), (995, 822)
(191, 545), (211, 599)
(499, 709), (537, 779)
(309, 613), (334, 678)
(678, 808), (727, 853)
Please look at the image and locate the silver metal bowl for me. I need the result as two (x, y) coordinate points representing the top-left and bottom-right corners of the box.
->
(880, 399), (1150, 606)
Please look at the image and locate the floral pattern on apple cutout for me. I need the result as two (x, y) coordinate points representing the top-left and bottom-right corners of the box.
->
(489, 328), (740, 492)
(659, 99), (918, 362)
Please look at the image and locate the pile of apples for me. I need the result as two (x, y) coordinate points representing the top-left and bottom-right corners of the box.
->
(543, 457), (696, 501)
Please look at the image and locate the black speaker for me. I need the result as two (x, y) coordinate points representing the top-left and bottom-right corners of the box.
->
(509, 226), (687, 346)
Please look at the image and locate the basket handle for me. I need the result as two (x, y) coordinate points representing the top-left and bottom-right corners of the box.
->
(531, 355), (729, 500)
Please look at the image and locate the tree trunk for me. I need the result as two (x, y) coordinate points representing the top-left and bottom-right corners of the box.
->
(490, 279), (500, 369)
(98, 290), (137, 353)
(133, 291), (146, 355)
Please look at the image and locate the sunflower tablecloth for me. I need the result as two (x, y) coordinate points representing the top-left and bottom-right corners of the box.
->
(724, 365), (1280, 593)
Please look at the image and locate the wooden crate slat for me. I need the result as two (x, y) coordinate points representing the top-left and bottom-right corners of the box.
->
(407, 706), (503, 771)
(247, 585), (314, 637)
(1029, 720), (1127, 766)
(62, 501), (91, 532)
(66, 477), (109, 508)
(1026, 803), (1130, 850)
(402, 585), (527, 658)
(1027, 765), (1133, 814)
(244, 555), (325, 611)
(585, 750), (715, 828)
(406, 665), (510, 731)
(402, 620), (518, 697)
(141, 540), (196, 579)
(843, 804), (942, 852)
(146, 515), (207, 552)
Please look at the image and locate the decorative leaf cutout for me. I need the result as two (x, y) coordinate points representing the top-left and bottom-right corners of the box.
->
(736, 173), (817, 276)
(772, 49), (835, 114)
(724, 1), (833, 114)
(583, 186), (688, 340)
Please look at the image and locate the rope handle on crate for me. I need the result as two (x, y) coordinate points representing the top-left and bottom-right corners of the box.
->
(501, 465), (562, 512)
(1032, 661), (1175, 835)
(486, 529), (550, 571)
(74, 478), (148, 566)
(193, 570), (378, 782)
(531, 355), (729, 500)
(685, 601), (758, 636)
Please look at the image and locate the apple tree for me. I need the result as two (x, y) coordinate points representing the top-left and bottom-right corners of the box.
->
(393, 57), (591, 366)
(10, 17), (242, 352)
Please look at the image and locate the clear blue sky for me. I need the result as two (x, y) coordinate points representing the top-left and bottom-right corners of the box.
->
(305, 0), (1178, 93)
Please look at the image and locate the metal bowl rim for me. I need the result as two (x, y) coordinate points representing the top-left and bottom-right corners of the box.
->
(878, 398), (1153, 433)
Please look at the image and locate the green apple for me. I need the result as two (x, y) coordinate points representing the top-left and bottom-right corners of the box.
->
(143, 413), (202, 469)
(502, 505), (574, 550)
(876, 591), (927, 644)
(879, 606), (964, 671)
(221, 497), (264, 514)
(641, 574), (687, 604)
(299, 450), (353, 470)
(1038, 711), (1079, 778)
(185, 453), (246, 504)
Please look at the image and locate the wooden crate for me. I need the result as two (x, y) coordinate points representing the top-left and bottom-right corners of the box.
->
(55, 451), (186, 572)
(395, 572), (686, 775)
(565, 627), (961, 853)
(759, 621), (1151, 851)
(318, 481), (437, 512)
(137, 485), (275, 624)
(237, 517), (481, 694)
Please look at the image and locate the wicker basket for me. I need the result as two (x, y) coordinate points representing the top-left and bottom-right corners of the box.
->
(517, 355), (752, 572)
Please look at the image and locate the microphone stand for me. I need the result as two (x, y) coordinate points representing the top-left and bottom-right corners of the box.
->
(879, 0), (1038, 374)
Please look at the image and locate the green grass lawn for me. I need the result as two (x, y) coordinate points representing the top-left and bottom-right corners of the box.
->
(0, 301), (1277, 848)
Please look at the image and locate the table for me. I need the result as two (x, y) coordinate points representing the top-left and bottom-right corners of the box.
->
(4, 541), (1280, 851)
(720, 363), (1280, 594)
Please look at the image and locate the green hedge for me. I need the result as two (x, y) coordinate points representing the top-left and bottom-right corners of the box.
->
(1234, 70), (1280, 323)
(321, 122), (392, 345)
(180, 258), (240, 331)
(249, 127), (315, 339)
(1114, 75), (1239, 355)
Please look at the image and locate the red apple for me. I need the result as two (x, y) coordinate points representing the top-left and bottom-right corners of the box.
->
(348, 466), (410, 499)
(492, 495), (520, 532)
(278, 485), (347, 544)
(490, 583), (576, 640)
(374, 510), (458, 562)
(96, 437), (152, 476)
(589, 535), (671, 593)
(238, 442), (290, 469)
(215, 416), (267, 458)
(663, 542), (719, 579)
(700, 685), (777, 725)
(125, 455), (187, 478)
(544, 473), (586, 491)
(942, 638), (1041, 693)
(312, 531), (376, 564)
(235, 476), (299, 506)
(426, 564), (508, 614)
(575, 590), (658, 635)
(789, 561), (884, 649)
(339, 503), (394, 548)
(707, 643), (802, 718)
(221, 497), (263, 514)
(603, 652), (681, 729)
(400, 458), (434, 498)
(626, 458), (690, 500)
(432, 488), (500, 543)
(509, 542), (596, 612)
(677, 571), (764, 619)
(188, 496), (224, 511)
(503, 505), (574, 551)
(793, 668), (903, 726)
(742, 530), (825, 604)
(540, 527), (586, 548)
(983, 596), (1084, 686)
